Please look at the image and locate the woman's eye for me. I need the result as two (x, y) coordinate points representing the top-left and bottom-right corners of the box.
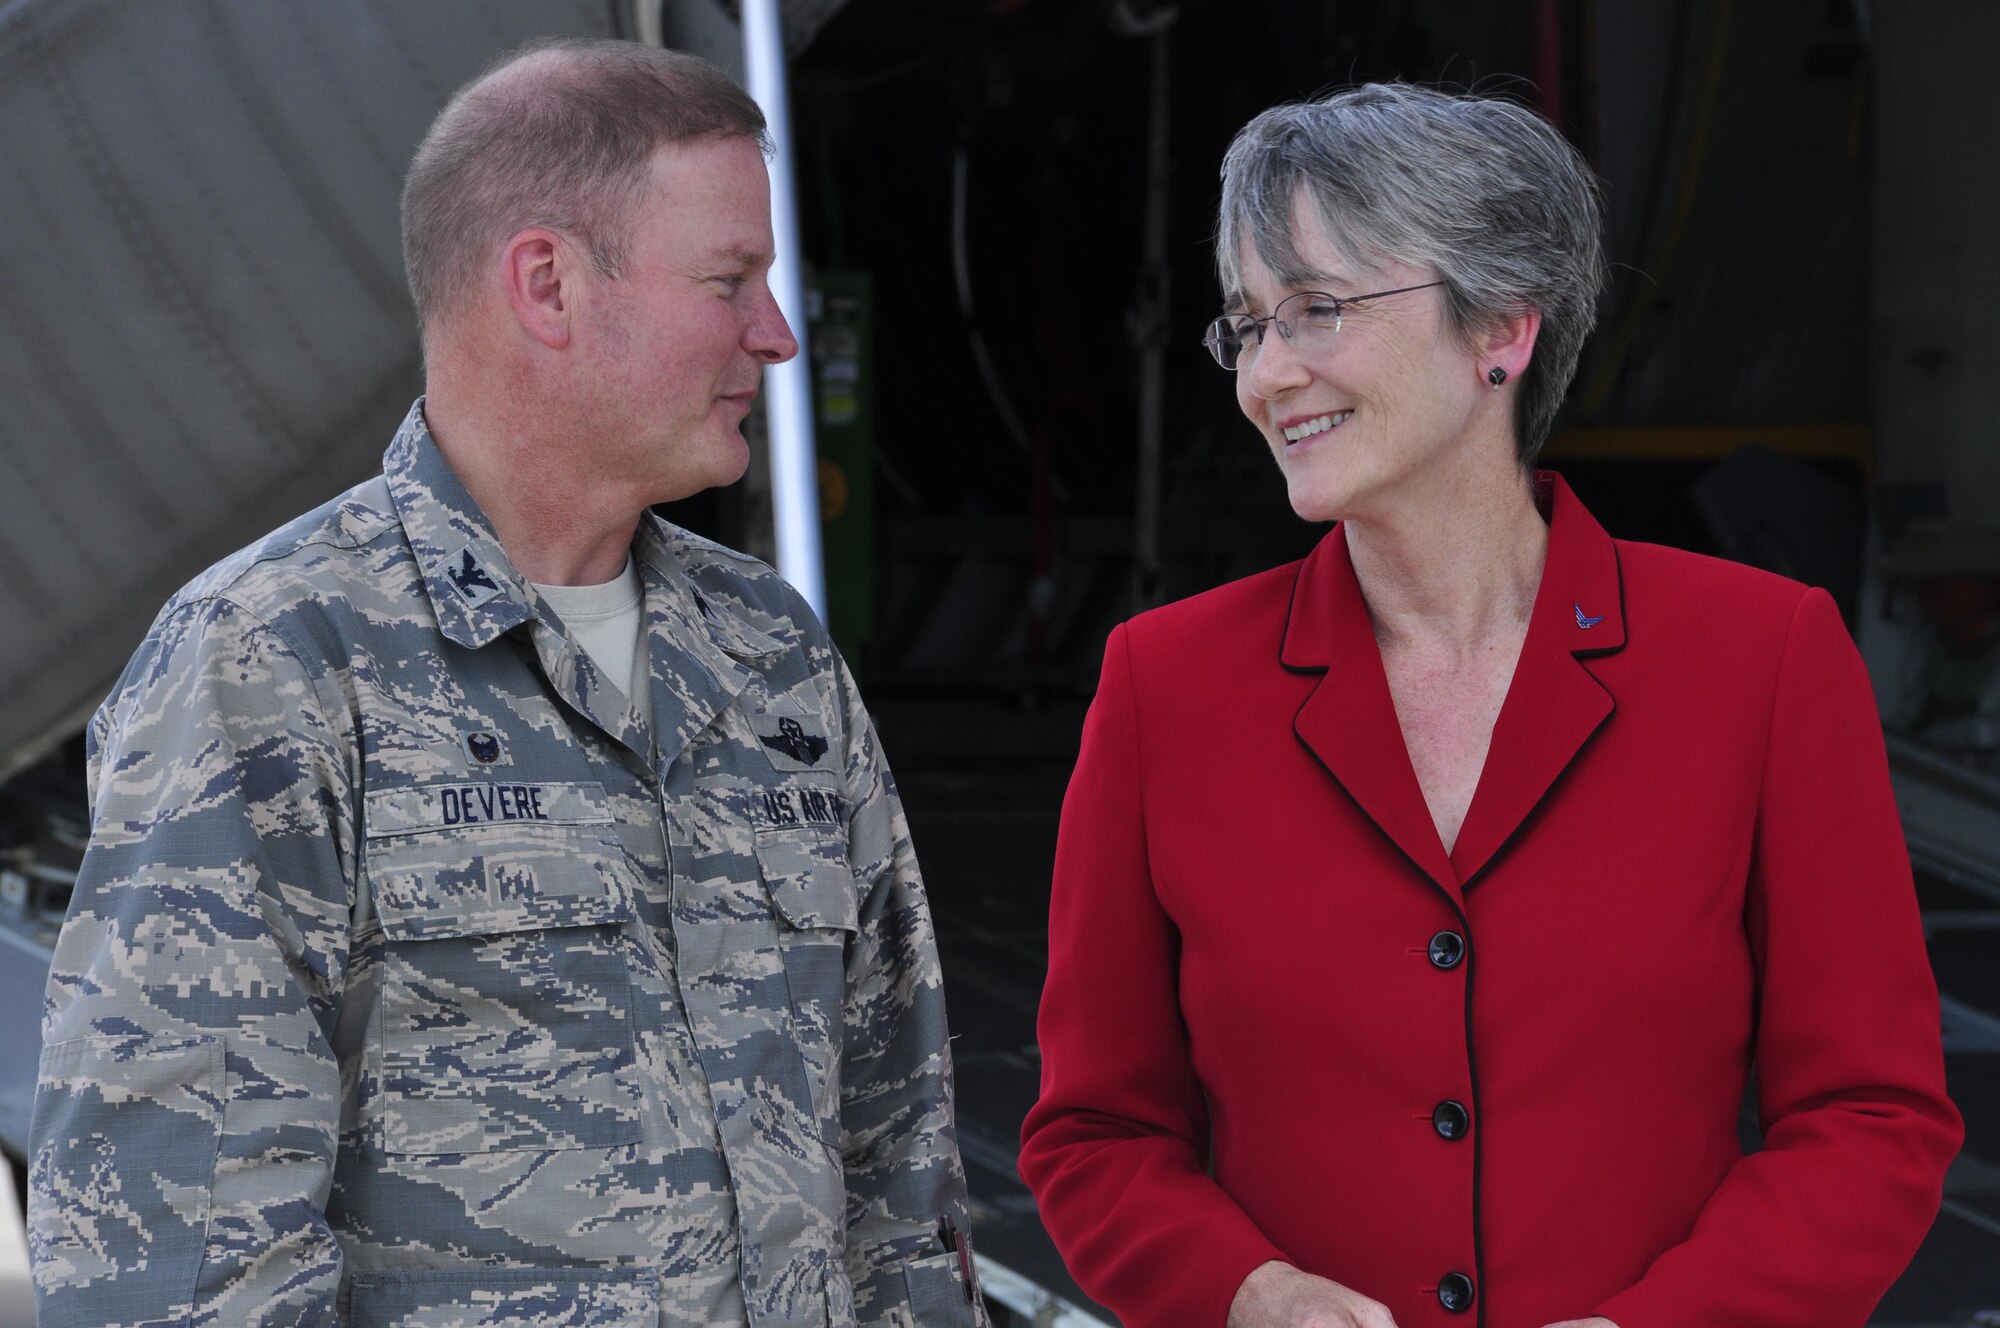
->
(1298, 300), (1343, 324)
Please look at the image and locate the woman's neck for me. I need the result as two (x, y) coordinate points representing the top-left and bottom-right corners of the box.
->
(1343, 466), (1550, 657)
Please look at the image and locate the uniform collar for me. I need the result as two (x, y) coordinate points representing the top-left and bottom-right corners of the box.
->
(619, 519), (786, 770)
(633, 517), (786, 663)
(382, 400), (538, 651)
(383, 399), (789, 664)
(1282, 471), (1626, 898)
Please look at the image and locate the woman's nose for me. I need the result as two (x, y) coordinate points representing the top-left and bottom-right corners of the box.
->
(1245, 326), (1308, 399)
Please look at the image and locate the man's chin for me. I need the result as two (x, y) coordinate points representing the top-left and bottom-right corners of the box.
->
(717, 429), (753, 484)
(650, 436), (752, 506)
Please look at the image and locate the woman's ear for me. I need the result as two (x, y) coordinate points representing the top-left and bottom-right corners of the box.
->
(1481, 306), (1541, 387)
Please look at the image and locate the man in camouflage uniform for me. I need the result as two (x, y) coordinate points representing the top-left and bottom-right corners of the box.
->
(28, 38), (986, 1328)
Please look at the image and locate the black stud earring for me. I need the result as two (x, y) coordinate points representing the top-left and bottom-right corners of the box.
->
(1487, 366), (1508, 389)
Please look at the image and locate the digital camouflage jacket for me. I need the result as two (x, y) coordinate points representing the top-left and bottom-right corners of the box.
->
(29, 402), (985, 1328)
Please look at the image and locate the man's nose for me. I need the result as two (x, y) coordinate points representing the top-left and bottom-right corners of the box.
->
(748, 288), (799, 364)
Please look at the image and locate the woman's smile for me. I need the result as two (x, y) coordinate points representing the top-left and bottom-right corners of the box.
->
(1279, 409), (1354, 445)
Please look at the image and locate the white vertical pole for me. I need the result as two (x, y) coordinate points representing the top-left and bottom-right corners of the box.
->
(740, 0), (827, 621)
(0, 1159), (29, 1327)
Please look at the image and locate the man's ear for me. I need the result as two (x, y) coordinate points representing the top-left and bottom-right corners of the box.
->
(502, 228), (574, 350)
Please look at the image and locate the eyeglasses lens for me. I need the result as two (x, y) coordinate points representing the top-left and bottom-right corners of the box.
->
(1204, 318), (1246, 370)
(1205, 294), (1348, 371)
(1284, 294), (1343, 345)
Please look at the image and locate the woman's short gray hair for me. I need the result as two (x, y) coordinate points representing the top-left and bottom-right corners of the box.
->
(1217, 83), (1606, 466)
(403, 38), (768, 331)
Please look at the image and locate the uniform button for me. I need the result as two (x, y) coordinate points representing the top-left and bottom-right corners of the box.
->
(1438, 1272), (1475, 1313)
(1427, 930), (1466, 969)
(1432, 1100), (1470, 1140)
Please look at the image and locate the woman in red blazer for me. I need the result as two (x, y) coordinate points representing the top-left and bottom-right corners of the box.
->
(1017, 84), (1960, 1328)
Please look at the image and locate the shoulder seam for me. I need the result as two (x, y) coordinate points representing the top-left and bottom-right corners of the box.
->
(195, 518), (402, 603)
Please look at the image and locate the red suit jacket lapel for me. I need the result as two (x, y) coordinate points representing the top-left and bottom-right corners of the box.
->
(1283, 474), (1628, 898)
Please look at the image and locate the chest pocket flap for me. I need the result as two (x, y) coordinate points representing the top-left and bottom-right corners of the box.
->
(365, 779), (636, 939)
(752, 793), (859, 934)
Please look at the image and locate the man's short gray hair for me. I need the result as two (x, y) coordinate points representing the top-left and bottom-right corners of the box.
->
(402, 38), (768, 331)
(1217, 83), (1606, 466)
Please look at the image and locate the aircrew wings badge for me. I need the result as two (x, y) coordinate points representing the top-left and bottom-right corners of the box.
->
(755, 713), (833, 772)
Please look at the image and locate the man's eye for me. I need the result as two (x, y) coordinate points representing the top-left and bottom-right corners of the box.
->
(713, 274), (748, 293)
